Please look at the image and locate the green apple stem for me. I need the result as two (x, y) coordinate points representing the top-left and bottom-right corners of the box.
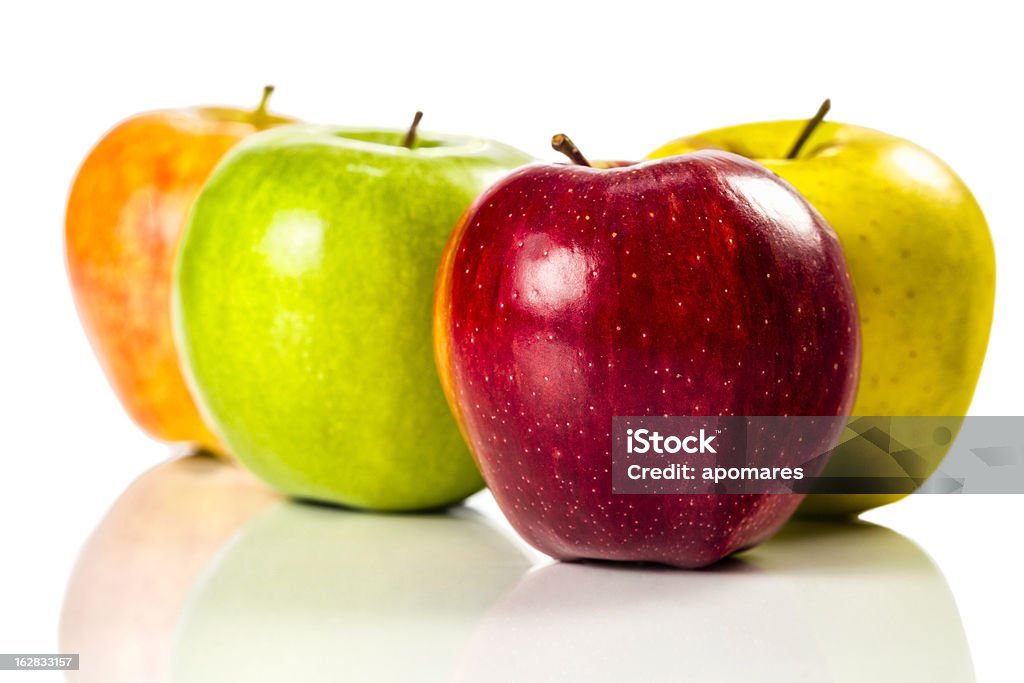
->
(551, 134), (591, 167)
(255, 85), (275, 118)
(786, 98), (831, 160)
(403, 111), (424, 148)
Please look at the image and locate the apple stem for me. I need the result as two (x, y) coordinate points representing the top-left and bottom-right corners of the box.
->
(786, 98), (831, 160)
(551, 134), (591, 167)
(403, 111), (424, 148)
(256, 85), (275, 118)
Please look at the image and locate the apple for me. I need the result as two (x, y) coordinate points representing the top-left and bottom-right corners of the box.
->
(434, 137), (860, 568)
(174, 116), (534, 510)
(168, 503), (532, 682)
(60, 454), (278, 683)
(649, 102), (995, 516)
(454, 520), (974, 681)
(65, 87), (294, 452)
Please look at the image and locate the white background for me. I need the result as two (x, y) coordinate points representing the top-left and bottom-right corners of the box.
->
(1, 1), (1022, 681)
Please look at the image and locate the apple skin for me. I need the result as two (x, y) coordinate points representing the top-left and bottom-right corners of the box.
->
(174, 126), (534, 511)
(65, 96), (293, 452)
(649, 122), (995, 516)
(434, 151), (860, 568)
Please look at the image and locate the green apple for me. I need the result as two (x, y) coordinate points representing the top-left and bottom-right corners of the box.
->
(169, 503), (532, 682)
(174, 122), (533, 511)
(649, 110), (994, 517)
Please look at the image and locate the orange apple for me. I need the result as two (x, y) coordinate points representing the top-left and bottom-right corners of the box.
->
(65, 88), (294, 451)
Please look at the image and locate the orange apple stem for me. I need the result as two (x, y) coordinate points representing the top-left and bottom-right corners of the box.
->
(256, 85), (275, 117)
(786, 98), (831, 159)
(403, 111), (424, 148)
(551, 133), (591, 167)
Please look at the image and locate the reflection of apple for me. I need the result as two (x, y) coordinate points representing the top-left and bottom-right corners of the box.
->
(649, 114), (995, 516)
(59, 455), (278, 683)
(174, 122), (533, 510)
(435, 141), (859, 567)
(169, 503), (532, 682)
(751, 521), (974, 681)
(454, 520), (974, 682)
(66, 88), (294, 452)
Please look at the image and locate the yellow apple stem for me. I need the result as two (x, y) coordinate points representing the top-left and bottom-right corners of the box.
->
(255, 85), (275, 118)
(551, 133), (591, 167)
(403, 111), (424, 148)
(786, 98), (831, 159)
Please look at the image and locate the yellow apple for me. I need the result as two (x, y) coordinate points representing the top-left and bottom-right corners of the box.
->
(649, 110), (994, 516)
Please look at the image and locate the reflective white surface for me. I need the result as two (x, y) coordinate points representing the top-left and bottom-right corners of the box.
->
(59, 456), (975, 682)
(2, 3), (1023, 681)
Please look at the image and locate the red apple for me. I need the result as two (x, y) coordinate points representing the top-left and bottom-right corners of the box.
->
(434, 138), (860, 568)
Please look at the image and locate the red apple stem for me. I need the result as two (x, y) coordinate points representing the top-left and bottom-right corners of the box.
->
(551, 134), (591, 167)
(256, 85), (275, 118)
(403, 111), (424, 148)
(786, 98), (831, 159)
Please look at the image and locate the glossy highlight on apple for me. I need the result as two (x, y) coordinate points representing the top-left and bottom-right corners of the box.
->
(65, 93), (996, 570)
